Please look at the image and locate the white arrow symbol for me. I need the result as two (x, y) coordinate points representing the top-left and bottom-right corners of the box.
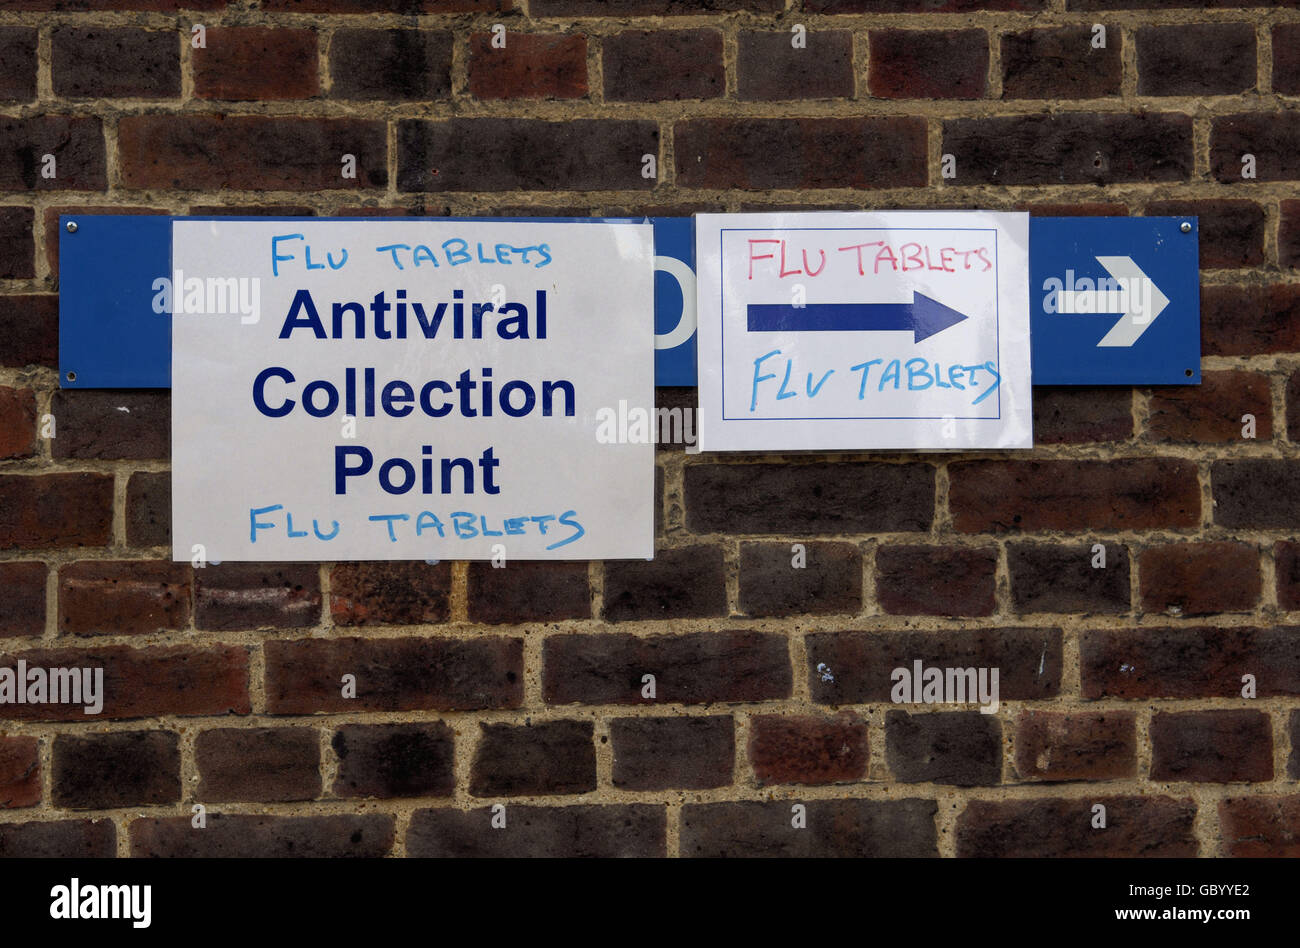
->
(1055, 255), (1170, 348)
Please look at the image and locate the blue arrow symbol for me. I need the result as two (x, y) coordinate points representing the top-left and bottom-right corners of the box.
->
(747, 292), (969, 343)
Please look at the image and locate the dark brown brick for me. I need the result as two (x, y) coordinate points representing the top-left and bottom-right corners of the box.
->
(467, 561), (590, 624)
(681, 799), (938, 857)
(737, 30), (854, 101)
(1139, 541), (1260, 616)
(0, 562), (45, 638)
(130, 813), (393, 857)
(196, 727), (320, 803)
(686, 462), (933, 534)
(329, 561), (450, 626)
(399, 118), (655, 192)
(0, 116), (105, 191)
(48, 390), (168, 460)
(330, 30), (452, 100)
(408, 804), (665, 857)
(1001, 26), (1120, 99)
(544, 631), (792, 705)
(1072, 0), (1295, 7)
(0, 736), (39, 808)
(0, 28), (37, 102)
(1202, 284), (1300, 356)
(1212, 113), (1300, 183)
(1213, 459), (1300, 528)
(1022, 201), (1129, 216)
(1284, 200), (1300, 271)
(610, 715), (734, 790)
(119, 116), (386, 190)
(471, 719), (595, 797)
(332, 723), (454, 799)
(195, 563), (320, 631)
(1082, 626), (1300, 699)
(265, 636), (522, 714)
(0, 295), (57, 368)
(1145, 200), (1264, 269)
(0, 644), (249, 721)
(1220, 796), (1300, 857)
(126, 472), (169, 548)
(1276, 24), (1300, 95)
(0, 819), (114, 858)
(189, 204), (315, 217)
(534, 0), (777, 11)
(263, 0), (510, 9)
(876, 545), (997, 617)
(949, 459), (1200, 532)
(808, 627), (1061, 704)
(602, 544), (725, 622)
(469, 32), (587, 100)
(1014, 711), (1136, 781)
(738, 541), (861, 618)
(1137, 24), (1255, 96)
(59, 560), (190, 637)
(53, 730), (179, 808)
(749, 712), (868, 786)
(0, 473), (113, 550)
(0, 207), (33, 278)
(944, 113), (1193, 185)
(195, 27), (319, 101)
(1276, 541), (1300, 610)
(957, 796), (1197, 857)
(1147, 371), (1271, 443)
(870, 29), (988, 99)
(52, 27), (179, 99)
(1008, 542), (1131, 614)
(1032, 388), (1132, 444)
(6, 0), (225, 8)
(0, 386), (35, 459)
(886, 711), (1001, 786)
(1151, 710), (1272, 782)
(676, 117), (928, 190)
(809, 0), (1041, 8)
(1291, 712), (1300, 778)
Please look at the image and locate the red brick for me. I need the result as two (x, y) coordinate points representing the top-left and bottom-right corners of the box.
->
(870, 29), (988, 99)
(469, 32), (587, 101)
(876, 545), (997, 617)
(1145, 200), (1264, 269)
(737, 30), (854, 101)
(1136, 24), (1255, 95)
(1151, 710), (1272, 782)
(194, 563), (320, 631)
(886, 711), (1001, 786)
(0, 295), (57, 368)
(1001, 26), (1121, 99)
(398, 118), (656, 192)
(119, 115), (386, 190)
(196, 727), (321, 802)
(605, 29), (722, 102)
(0, 473), (113, 550)
(195, 27), (319, 101)
(0, 116), (105, 191)
(467, 560), (590, 623)
(681, 799), (938, 857)
(807, 627), (1062, 704)
(534, 0), (775, 11)
(0, 562), (45, 638)
(1147, 370), (1271, 443)
(0, 819), (114, 858)
(1008, 542), (1131, 614)
(0, 386), (35, 459)
(810, 0), (1040, 8)
(332, 723), (454, 799)
(1220, 796), (1300, 857)
(1283, 200), (1300, 269)
(951, 459), (1199, 533)
(957, 796), (1197, 857)
(1139, 541), (1260, 616)
(189, 204), (315, 216)
(1202, 284), (1300, 355)
(52, 28), (179, 99)
(543, 631), (792, 705)
(1212, 113), (1300, 183)
(0, 28), (37, 102)
(1014, 711), (1136, 781)
(749, 712), (868, 786)
(676, 117), (928, 190)
(1033, 387), (1132, 444)
(329, 561), (450, 626)
(944, 113), (1193, 185)
(130, 813), (393, 857)
(1081, 626), (1300, 699)
(0, 644), (249, 721)
(1212, 459), (1300, 528)
(738, 541), (862, 618)
(44, 205), (167, 279)
(1276, 25), (1300, 95)
(330, 30), (451, 100)
(265, 636), (523, 714)
(126, 471), (169, 548)
(47, 390), (167, 460)
(0, 207), (33, 278)
(59, 560), (191, 637)
(471, 719), (595, 796)
(1021, 202), (1128, 216)
(602, 545), (725, 622)
(53, 730), (180, 808)
(408, 805), (665, 857)
(610, 715), (734, 790)
(7, 0), (224, 8)
(0, 736), (40, 808)
(1276, 541), (1300, 610)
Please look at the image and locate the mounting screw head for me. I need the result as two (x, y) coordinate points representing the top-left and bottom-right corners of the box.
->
(1180, 221), (1191, 233)
(65, 221), (77, 233)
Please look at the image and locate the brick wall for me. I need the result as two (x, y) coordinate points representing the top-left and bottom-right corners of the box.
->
(0, 0), (1298, 858)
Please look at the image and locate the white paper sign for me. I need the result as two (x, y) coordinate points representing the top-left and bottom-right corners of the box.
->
(171, 219), (654, 562)
(696, 211), (1032, 451)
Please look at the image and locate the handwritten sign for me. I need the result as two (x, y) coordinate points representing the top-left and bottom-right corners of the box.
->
(695, 211), (1032, 451)
(170, 219), (654, 562)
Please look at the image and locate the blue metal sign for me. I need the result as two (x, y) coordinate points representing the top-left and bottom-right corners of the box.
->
(1029, 217), (1200, 385)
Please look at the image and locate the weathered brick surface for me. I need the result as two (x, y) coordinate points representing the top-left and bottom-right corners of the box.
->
(749, 712), (869, 785)
(0, 819), (114, 858)
(602, 545), (725, 621)
(408, 805), (665, 857)
(1219, 796), (1300, 856)
(0, 736), (40, 808)
(468, 561), (590, 623)
(53, 730), (180, 808)
(471, 719), (595, 796)
(130, 814), (394, 857)
(737, 30), (853, 101)
(738, 541), (861, 617)
(1144, 200), (1264, 269)
(330, 561), (451, 626)
(126, 471), (170, 548)
(604, 30), (723, 102)
(195, 27), (319, 101)
(876, 545), (997, 616)
(0, 28), (37, 102)
(1202, 284), (1300, 355)
(332, 723), (455, 799)
(330, 30), (452, 101)
(0, 561), (46, 638)
(0, 116), (105, 190)
(681, 799), (938, 857)
(52, 27), (179, 99)
(1150, 710), (1273, 783)
(0, 386), (36, 459)
(0, 295), (57, 368)
(195, 564), (321, 631)
(886, 711), (1002, 786)
(1007, 542), (1131, 614)
(869, 29), (988, 99)
(470, 32), (587, 101)
(0, 474), (113, 550)
(610, 715), (734, 790)
(1135, 24), (1255, 96)
(1001, 27), (1121, 99)
(48, 390), (169, 460)
(1014, 711), (1136, 781)
(58, 560), (190, 636)
(1146, 371), (1271, 442)
(1138, 541), (1260, 615)
(196, 727), (321, 803)
(1211, 113), (1300, 182)
(1212, 459), (1300, 528)
(957, 797), (1197, 857)
(0, 207), (33, 278)
(1031, 387), (1132, 444)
